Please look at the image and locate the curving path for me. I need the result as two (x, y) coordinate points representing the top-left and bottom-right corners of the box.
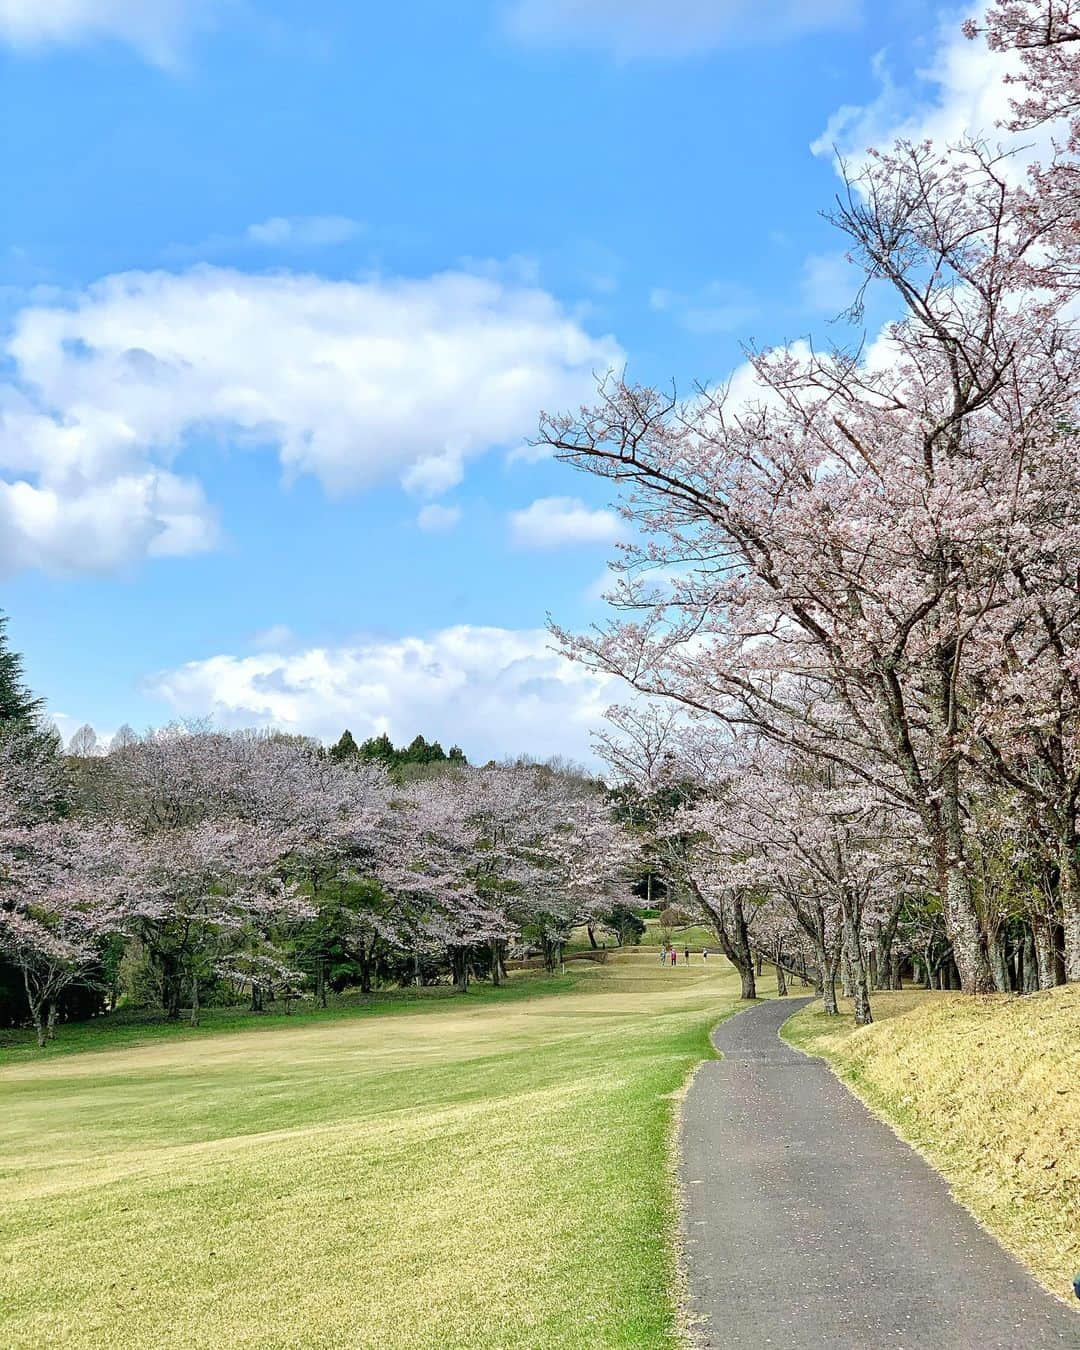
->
(679, 997), (1080, 1349)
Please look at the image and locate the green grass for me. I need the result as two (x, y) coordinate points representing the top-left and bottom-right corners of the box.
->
(783, 987), (1080, 1304)
(640, 920), (715, 950)
(0, 971), (575, 1063)
(0, 952), (747, 1348)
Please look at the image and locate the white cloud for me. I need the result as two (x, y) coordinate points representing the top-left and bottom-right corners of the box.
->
(799, 252), (855, 314)
(416, 502), (461, 532)
(0, 0), (220, 65)
(509, 496), (622, 549)
(248, 624), (295, 651)
(0, 265), (619, 575)
(401, 447), (465, 498)
(648, 281), (757, 335)
(811, 7), (1052, 176)
(244, 216), (361, 248)
(504, 0), (859, 58)
(147, 625), (620, 765)
(0, 470), (216, 575)
(170, 216), (365, 258)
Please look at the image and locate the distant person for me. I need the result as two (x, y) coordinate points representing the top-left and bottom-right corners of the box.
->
(684, 947), (690, 964)
(702, 947), (709, 962)
(659, 945), (668, 966)
(670, 948), (677, 967)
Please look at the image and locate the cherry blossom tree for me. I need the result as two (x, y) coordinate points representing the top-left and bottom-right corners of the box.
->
(538, 107), (1080, 992)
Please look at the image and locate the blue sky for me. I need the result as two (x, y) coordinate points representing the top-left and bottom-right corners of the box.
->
(0, 0), (1010, 762)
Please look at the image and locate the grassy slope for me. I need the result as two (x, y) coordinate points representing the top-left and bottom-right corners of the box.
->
(783, 986), (1080, 1303)
(1, 954), (746, 1349)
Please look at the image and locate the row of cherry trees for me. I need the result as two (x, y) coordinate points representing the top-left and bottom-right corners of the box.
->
(0, 723), (634, 1045)
(541, 2), (1080, 1020)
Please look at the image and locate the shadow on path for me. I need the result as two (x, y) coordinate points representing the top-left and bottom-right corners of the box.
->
(679, 996), (1079, 1348)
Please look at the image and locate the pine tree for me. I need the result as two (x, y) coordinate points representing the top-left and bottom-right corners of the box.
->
(404, 734), (430, 763)
(358, 732), (396, 764)
(329, 729), (360, 761)
(0, 613), (43, 724)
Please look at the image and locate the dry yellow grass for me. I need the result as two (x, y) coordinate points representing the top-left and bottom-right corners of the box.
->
(784, 985), (1080, 1303)
(0, 953), (745, 1349)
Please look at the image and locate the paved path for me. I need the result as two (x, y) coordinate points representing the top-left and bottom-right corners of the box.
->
(679, 997), (1080, 1349)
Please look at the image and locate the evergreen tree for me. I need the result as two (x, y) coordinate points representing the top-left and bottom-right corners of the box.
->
(404, 734), (430, 764)
(358, 732), (396, 764)
(329, 729), (360, 761)
(0, 613), (43, 724)
(448, 745), (467, 764)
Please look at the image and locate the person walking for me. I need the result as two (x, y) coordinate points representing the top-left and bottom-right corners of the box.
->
(684, 946), (691, 964)
(702, 947), (709, 963)
(670, 948), (678, 967)
(659, 944), (668, 967)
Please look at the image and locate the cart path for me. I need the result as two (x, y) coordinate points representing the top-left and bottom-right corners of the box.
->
(679, 996), (1079, 1349)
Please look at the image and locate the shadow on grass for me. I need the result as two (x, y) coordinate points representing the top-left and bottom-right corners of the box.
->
(0, 969), (580, 1064)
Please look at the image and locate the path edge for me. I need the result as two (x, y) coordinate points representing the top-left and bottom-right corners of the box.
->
(777, 1000), (1080, 1313)
(670, 996), (779, 1348)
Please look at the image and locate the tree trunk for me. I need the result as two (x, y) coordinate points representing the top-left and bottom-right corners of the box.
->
(1058, 839), (1080, 983)
(586, 924), (598, 951)
(694, 882), (756, 999)
(888, 951), (903, 990)
(841, 947), (854, 999)
(841, 897), (872, 1027)
(989, 927), (1011, 994)
(161, 955), (183, 1021)
(452, 947), (469, 992)
(1032, 914), (1057, 990)
(1022, 927), (1038, 993)
(190, 973), (200, 1027)
(490, 940), (502, 986)
(940, 842), (995, 993)
(775, 940), (788, 997)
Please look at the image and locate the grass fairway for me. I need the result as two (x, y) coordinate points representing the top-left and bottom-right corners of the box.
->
(1, 952), (744, 1349)
(784, 986), (1080, 1304)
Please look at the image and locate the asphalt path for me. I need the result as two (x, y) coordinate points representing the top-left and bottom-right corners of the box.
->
(679, 996), (1080, 1349)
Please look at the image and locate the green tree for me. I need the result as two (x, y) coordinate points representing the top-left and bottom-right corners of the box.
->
(330, 729), (360, 761)
(357, 732), (397, 765)
(0, 613), (43, 724)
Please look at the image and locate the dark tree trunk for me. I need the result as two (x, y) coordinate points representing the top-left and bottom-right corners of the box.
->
(989, 927), (1011, 994)
(158, 953), (184, 1021)
(775, 939), (788, 997)
(190, 973), (200, 1028)
(693, 882), (756, 999)
(490, 939), (505, 986)
(1022, 927), (1038, 993)
(451, 947), (469, 992)
(841, 895), (872, 1027)
(841, 947), (854, 999)
(586, 924), (598, 951)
